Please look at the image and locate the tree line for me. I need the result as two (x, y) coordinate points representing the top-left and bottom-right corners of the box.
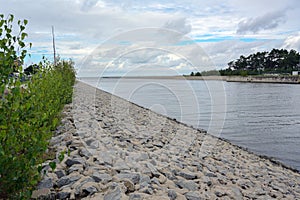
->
(190, 48), (300, 76)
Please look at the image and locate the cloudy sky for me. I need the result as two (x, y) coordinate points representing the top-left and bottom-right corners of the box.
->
(1, 0), (300, 76)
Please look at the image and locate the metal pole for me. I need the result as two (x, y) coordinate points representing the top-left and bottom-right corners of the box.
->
(52, 26), (56, 66)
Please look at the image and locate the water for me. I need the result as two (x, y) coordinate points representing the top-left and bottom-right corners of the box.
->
(80, 77), (300, 171)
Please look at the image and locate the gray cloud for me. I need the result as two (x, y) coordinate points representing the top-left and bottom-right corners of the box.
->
(81, 0), (99, 12)
(162, 17), (191, 35)
(237, 10), (286, 34)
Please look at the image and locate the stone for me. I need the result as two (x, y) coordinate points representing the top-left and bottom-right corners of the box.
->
(56, 175), (81, 188)
(89, 140), (100, 149)
(99, 152), (114, 166)
(55, 170), (66, 179)
(185, 191), (202, 200)
(31, 188), (52, 199)
(82, 183), (98, 196)
(79, 148), (92, 158)
(158, 174), (167, 184)
(114, 160), (130, 171)
(129, 193), (143, 200)
(229, 187), (243, 199)
(37, 178), (53, 189)
(146, 162), (160, 177)
(104, 186), (122, 200)
(140, 186), (154, 195)
(67, 164), (84, 174)
(139, 174), (151, 189)
(176, 180), (198, 191)
(178, 170), (197, 180)
(116, 173), (140, 184)
(202, 176), (212, 187)
(168, 189), (177, 200)
(151, 177), (161, 186)
(56, 191), (71, 199)
(92, 172), (112, 184)
(205, 172), (217, 178)
(65, 157), (85, 167)
(122, 178), (135, 193)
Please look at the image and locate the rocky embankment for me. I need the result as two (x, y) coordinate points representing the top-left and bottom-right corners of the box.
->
(32, 81), (300, 199)
(226, 76), (300, 84)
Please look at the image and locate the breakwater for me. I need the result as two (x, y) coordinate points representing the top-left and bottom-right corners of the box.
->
(226, 76), (300, 84)
(32, 81), (300, 199)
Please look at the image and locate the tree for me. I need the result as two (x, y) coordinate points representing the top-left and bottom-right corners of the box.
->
(24, 64), (40, 75)
(195, 72), (201, 76)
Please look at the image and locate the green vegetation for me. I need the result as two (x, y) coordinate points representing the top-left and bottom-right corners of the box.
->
(190, 71), (201, 76)
(0, 14), (75, 199)
(220, 49), (300, 76)
(190, 49), (300, 76)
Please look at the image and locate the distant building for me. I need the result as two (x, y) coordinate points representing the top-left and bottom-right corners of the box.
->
(292, 71), (299, 75)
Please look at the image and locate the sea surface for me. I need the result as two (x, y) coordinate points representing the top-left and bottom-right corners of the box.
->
(79, 77), (300, 171)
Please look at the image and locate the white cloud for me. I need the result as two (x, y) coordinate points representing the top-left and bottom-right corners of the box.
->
(282, 33), (300, 51)
(237, 10), (286, 34)
(1, 0), (299, 75)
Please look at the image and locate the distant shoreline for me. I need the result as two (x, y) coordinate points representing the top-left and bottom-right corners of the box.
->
(79, 75), (300, 84)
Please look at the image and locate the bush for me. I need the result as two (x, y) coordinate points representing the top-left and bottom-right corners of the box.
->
(0, 14), (75, 199)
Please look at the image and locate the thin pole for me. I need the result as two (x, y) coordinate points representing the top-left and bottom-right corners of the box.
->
(52, 26), (56, 65)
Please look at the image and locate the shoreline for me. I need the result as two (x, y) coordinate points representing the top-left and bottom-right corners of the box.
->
(32, 81), (300, 199)
(79, 75), (300, 84)
(79, 80), (299, 173)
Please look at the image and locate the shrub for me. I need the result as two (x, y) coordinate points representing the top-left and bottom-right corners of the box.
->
(0, 14), (75, 199)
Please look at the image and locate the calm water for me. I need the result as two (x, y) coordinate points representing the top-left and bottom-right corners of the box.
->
(80, 77), (300, 171)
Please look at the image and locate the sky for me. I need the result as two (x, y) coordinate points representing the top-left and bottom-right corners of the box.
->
(1, 0), (300, 76)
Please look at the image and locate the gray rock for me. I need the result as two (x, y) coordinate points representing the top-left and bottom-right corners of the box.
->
(68, 164), (84, 174)
(146, 162), (160, 177)
(65, 157), (85, 167)
(139, 175), (151, 185)
(176, 180), (198, 191)
(168, 189), (177, 200)
(82, 185), (98, 196)
(178, 170), (197, 180)
(140, 186), (153, 195)
(185, 191), (202, 200)
(37, 178), (53, 189)
(99, 152), (114, 166)
(129, 193), (143, 200)
(215, 190), (226, 197)
(205, 172), (217, 178)
(56, 175), (81, 188)
(114, 160), (130, 171)
(203, 176), (212, 187)
(92, 172), (112, 184)
(55, 170), (66, 179)
(79, 148), (92, 158)
(116, 173), (140, 184)
(56, 191), (71, 199)
(231, 187), (243, 199)
(89, 140), (100, 149)
(104, 186), (122, 200)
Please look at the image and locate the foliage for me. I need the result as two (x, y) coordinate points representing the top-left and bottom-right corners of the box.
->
(24, 64), (40, 75)
(222, 48), (300, 75)
(0, 14), (75, 199)
(189, 71), (201, 76)
(200, 70), (219, 76)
